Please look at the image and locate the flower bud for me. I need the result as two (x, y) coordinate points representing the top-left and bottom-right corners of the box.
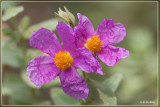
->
(54, 6), (76, 27)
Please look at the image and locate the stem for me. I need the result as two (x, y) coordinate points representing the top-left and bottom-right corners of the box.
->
(82, 71), (86, 80)
(11, 17), (18, 31)
(11, 17), (27, 68)
(81, 71), (88, 105)
(20, 36), (27, 68)
(20, 35), (26, 55)
(31, 89), (38, 102)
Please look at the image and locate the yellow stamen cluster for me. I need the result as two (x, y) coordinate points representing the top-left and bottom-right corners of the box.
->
(85, 35), (103, 53)
(54, 51), (73, 71)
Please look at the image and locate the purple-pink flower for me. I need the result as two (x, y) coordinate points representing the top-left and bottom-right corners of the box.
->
(27, 21), (104, 99)
(74, 13), (129, 66)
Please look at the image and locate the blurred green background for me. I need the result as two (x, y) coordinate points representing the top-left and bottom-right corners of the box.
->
(1, 1), (158, 105)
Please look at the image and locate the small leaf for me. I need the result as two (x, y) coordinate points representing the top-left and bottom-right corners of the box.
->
(42, 77), (60, 88)
(2, 38), (14, 48)
(2, 2), (16, 11)
(77, 69), (83, 77)
(24, 18), (58, 39)
(2, 86), (12, 96)
(2, 45), (23, 67)
(2, 6), (24, 21)
(21, 71), (40, 89)
(2, 28), (15, 37)
(19, 16), (30, 33)
(26, 49), (47, 65)
(25, 49), (47, 69)
(84, 81), (104, 105)
(3, 74), (33, 104)
(97, 89), (115, 105)
(2, 28), (20, 42)
(50, 87), (80, 105)
(89, 79), (117, 105)
(103, 73), (123, 92)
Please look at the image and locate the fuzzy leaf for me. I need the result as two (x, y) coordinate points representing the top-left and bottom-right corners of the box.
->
(50, 87), (80, 105)
(2, 28), (15, 37)
(19, 16), (30, 32)
(2, 2), (16, 11)
(103, 73), (123, 92)
(2, 74), (33, 104)
(24, 18), (58, 39)
(2, 45), (23, 67)
(89, 79), (117, 105)
(21, 71), (40, 89)
(2, 6), (24, 21)
(84, 81), (104, 105)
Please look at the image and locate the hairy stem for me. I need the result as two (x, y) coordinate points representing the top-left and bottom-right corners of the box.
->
(31, 88), (38, 102)
(11, 17), (27, 68)
(82, 71), (86, 80)
(11, 17), (18, 31)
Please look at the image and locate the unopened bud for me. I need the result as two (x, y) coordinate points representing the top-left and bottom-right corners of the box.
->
(54, 6), (76, 27)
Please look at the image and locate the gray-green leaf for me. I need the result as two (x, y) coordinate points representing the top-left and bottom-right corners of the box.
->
(2, 28), (15, 37)
(19, 16), (30, 33)
(84, 81), (104, 105)
(2, 74), (33, 104)
(2, 2), (16, 11)
(89, 79), (117, 105)
(24, 18), (58, 39)
(103, 73), (123, 92)
(2, 6), (24, 21)
(2, 45), (23, 67)
(50, 87), (80, 105)
(21, 71), (40, 89)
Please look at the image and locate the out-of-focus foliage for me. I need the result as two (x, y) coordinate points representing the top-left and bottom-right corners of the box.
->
(21, 71), (40, 89)
(103, 73), (123, 92)
(2, 2), (16, 11)
(85, 78), (117, 105)
(50, 87), (80, 105)
(2, 1), (157, 106)
(113, 27), (157, 105)
(24, 19), (58, 39)
(2, 74), (33, 104)
(2, 6), (24, 21)
(2, 43), (23, 67)
(19, 16), (30, 33)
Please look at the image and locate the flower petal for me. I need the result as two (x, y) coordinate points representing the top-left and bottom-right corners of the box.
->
(72, 47), (104, 75)
(97, 45), (129, 66)
(74, 13), (95, 48)
(30, 28), (62, 57)
(27, 55), (60, 86)
(56, 21), (76, 53)
(96, 19), (126, 46)
(59, 66), (89, 99)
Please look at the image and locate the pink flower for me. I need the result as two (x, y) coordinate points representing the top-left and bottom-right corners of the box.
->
(74, 13), (129, 66)
(27, 22), (104, 99)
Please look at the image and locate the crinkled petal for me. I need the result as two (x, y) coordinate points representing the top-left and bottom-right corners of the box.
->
(96, 19), (126, 46)
(72, 47), (104, 75)
(30, 28), (62, 57)
(74, 13), (95, 48)
(59, 66), (89, 99)
(56, 21), (76, 53)
(27, 55), (60, 87)
(97, 45), (129, 66)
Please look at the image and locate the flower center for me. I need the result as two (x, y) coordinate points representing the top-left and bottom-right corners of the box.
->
(85, 35), (103, 53)
(54, 51), (73, 71)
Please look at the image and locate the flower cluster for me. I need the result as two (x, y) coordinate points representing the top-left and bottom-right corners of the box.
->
(27, 13), (129, 99)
